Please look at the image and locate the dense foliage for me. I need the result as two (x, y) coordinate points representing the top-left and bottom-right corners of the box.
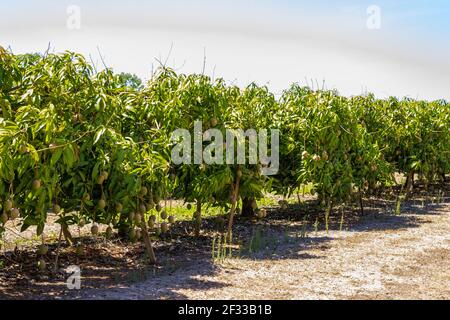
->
(1, 48), (449, 263)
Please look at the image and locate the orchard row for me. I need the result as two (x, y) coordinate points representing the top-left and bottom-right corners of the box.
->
(0, 48), (448, 263)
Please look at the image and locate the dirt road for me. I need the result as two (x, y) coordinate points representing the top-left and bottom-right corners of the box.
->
(77, 202), (450, 300)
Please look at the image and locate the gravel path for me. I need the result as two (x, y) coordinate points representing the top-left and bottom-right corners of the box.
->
(77, 202), (450, 300)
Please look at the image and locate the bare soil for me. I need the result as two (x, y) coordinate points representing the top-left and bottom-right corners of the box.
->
(1, 188), (449, 300)
(76, 201), (450, 300)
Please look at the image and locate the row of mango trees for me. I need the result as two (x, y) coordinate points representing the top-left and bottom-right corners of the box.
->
(0, 48), (449, 264)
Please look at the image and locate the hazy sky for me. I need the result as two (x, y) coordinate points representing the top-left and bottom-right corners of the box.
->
(1, 0), (450, 100)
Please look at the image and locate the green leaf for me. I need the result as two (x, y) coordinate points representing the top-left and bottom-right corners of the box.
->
(63, 144), (75, 167)
(93, 126), (106, 145)
(36, 222), (45, 236)
(50, 147), (63, 166)
(21, 216), (39, 232)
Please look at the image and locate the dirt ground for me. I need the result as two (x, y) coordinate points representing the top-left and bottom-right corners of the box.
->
(74, 201), (450, 300)
(1, 191), (449, 300)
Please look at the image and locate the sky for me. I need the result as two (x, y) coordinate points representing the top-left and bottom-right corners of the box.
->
(1, 0), (450, 100)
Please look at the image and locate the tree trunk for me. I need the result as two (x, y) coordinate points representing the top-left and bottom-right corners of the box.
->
(405, 170), (414, 193)
(195, 200), (202, 237)
(61, 223), (74, 245)
(358, 188), (364, 215)
(141, 222), (156, 265)
(117, 213), (129, 238)
(54, 227), (63, 272)
(241, 197), (255, 218)
(226, 169), (242, 243)
(325, 197), (332, 234)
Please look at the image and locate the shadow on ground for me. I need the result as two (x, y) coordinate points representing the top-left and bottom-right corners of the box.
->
(1, 186), (448, 300)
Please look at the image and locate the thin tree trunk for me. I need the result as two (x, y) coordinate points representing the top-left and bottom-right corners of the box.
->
(117, 212), (129, 238)
(325, 197), (332, 234)
(61, 223), (74, 245)
(141, 222), (156, 265)
(241, 197), (255, 217)
(53, 227), (63, 272)
(358, 188), (364, 215)
(226, 169), (242, 243)
(405, 170), (414, 194)
(195, 200), (202, 237)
